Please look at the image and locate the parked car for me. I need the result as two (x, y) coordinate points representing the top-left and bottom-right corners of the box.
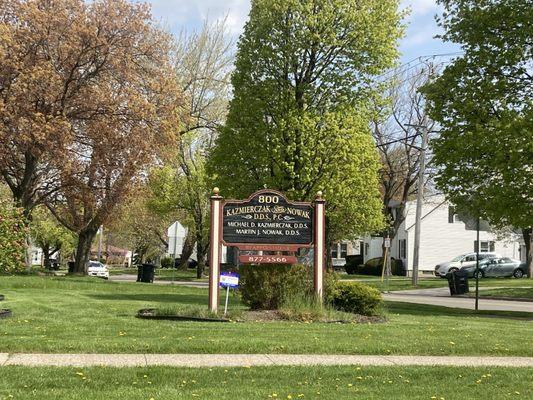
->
(461, 257), (527, 279)
(434, 252), (500, 278)
(173, 258), (198, 269)
(86, 261), (109, 279)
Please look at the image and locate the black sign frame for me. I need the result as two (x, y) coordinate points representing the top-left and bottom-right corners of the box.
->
(221, 189), (314, 248)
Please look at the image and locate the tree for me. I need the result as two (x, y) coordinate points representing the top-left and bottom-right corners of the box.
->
(422, 0), (533, 276)
(30, 206), (75, 269)
(372, 64), (439, 251)
(0, 197), (26, 274)
(27, 0), (181, 273)
(147, 19), (233, 277)
(209, 0), (404, 244)
(107, 187), (175, 265)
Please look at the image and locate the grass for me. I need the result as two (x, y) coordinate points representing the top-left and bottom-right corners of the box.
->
(0, 365), (531, 400)
(339, 274), (533, 292)
(467, 287), (533, 300)
(0, 275), (532, 356)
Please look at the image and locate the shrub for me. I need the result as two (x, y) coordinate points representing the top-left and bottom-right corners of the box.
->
(344, 255), (363, 274)
(160, 256), (173, 269)
(239, 263), (312, 310)
(356, 257), (405, 276)
(0, 200), (27, 274)
(329, 281), (383, 316)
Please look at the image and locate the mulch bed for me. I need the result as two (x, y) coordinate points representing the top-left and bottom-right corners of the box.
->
(0, 309), (12, 319)
(240, 310), (385, 324)
(137, 308), (230, 322)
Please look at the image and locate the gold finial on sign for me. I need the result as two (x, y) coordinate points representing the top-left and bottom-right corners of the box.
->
(317, 191), (323, 199)
(213, 187), (220, 195)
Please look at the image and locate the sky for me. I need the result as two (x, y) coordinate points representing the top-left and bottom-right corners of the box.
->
(145, 0), (461, 66)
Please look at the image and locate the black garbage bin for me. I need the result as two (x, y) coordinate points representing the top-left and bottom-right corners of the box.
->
(137, 263), (156, 283)
(447, 269), (469, 295)
(68, 261), (75, 274)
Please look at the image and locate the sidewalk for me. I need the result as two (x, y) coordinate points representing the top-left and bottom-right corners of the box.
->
(2, 353), (532, 368)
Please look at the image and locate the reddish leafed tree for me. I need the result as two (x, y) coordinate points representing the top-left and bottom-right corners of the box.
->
(0, 0), (182, 273)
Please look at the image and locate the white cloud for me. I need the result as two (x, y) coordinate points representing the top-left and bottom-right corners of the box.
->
(147, 0), (250, 36)
(401, 0), (438, 17)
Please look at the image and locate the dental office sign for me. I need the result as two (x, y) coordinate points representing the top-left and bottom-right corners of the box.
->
(207, 189), (326, 312)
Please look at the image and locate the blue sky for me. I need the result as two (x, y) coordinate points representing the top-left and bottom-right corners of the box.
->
(146, 0), (460, 65)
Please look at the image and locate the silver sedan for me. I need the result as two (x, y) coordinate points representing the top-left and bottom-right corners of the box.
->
(461, 257), (527, 279)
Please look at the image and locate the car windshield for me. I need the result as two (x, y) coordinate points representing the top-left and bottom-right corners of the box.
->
(451, 255), (466, 262)
(88, 262), (104, 268)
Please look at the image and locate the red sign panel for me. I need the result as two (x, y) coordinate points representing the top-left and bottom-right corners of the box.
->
(236, 244), (300, 252)
(239, 255), (298, 265)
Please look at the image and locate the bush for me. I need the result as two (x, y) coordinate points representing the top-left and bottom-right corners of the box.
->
(239, 263), (312, 310)
(160, 256), (173, 269)
(328, 281), (382, 316)
(356, 257), (405, 276)
(0, 200), (27, 274)
(344, 255), (363, 274)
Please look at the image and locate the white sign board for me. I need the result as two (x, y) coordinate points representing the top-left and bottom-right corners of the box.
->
(384, 238), (390, 248)
(220, 274), (239, 288)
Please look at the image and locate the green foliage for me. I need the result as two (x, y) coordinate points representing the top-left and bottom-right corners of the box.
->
(422, 0), (532, 230)
(239, 264), (312, 310)
(355, 257), (405, 276)
(0, 200), (26, 274)
(160, 256), (174, 269)
(30, 206), (75, 261)
(278, 293), (358, 323)
(328, 281), (383, 316)
(209, 0), (403, 241)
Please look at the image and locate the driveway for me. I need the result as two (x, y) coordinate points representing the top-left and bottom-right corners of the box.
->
(384, 287), (533, 313)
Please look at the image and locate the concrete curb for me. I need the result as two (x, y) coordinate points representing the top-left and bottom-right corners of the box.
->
(2, 354), (533, 368)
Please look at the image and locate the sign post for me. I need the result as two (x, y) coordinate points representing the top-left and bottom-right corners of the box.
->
(220, 272), (239, 315)
(208, 188), (223, 312)
(313, 191), (326, 301)
(208, 188), (326, 311)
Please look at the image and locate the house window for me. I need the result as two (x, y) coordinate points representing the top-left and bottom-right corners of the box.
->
(340, 243), (348, 259)
(359, 241), (364, 256)
(399, 239), (406, 259)
(448, 206), (462, 223)
(364, 243), (369, 256)
(474, 240), (495, 253)
(331, 244), (338, 259)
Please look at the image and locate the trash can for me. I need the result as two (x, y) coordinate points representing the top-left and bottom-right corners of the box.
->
(137, 263), (156, 283)
(447, 269), (469, 295)
(68, 261), (75, 274)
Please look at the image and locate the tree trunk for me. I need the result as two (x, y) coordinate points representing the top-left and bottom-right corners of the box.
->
(196, 231), (208, 279)
(72, 229), (97, 274)
(178, 230), (195, 270)
(42, 244), (51, 270)
(523, 228), (532, 278)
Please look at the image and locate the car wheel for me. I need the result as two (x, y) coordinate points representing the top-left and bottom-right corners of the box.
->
(513, 269), (524, 279)
(449, 268), (458, 274)
(474, 270), (484, 279)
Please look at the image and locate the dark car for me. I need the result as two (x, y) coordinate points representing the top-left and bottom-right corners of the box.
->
(174, 258), (198, 269)
(460, 257), (527, 279)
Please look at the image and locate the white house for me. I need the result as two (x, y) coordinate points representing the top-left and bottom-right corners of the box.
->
(166, 221), (227, 263)
(362, 195), (524, 276)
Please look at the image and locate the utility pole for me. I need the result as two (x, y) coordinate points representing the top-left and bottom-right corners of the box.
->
(411, 122), (428, 286)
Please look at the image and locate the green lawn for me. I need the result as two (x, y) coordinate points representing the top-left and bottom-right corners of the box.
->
(339, 274), (533, 292)
(0, 276), (532, 356)
(0, 365), (530, 400)
(468, 287), (533, 300)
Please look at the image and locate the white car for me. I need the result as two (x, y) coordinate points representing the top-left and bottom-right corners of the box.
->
(87, 261), (109, 279)
(434, 252), (500, 278)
